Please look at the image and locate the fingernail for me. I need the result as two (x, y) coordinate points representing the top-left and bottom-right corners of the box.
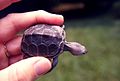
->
(56, 14), (64, 19)
(50, 13), (63, 19)
(34, 59), (51, 75)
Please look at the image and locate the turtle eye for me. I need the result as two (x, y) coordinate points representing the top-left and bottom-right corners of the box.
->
(48, 44), (58, 55)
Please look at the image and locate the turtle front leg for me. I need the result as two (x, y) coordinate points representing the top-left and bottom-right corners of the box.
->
(64, 42), (87, 56)
(48, 56), (58, 72)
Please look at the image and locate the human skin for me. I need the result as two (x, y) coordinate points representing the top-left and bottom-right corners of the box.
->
(0, 0), (64, 81)
(0, 0), (21, 10)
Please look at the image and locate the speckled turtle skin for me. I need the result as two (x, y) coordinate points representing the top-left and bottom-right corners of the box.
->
(21, 24), (87, 71)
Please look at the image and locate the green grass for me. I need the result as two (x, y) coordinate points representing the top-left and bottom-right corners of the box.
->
(36, 19), (120, 81)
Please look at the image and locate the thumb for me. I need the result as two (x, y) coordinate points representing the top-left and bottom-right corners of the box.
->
(0, 57), (51, 81)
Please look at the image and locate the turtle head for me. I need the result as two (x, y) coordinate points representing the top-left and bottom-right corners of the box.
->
(64, 42), (87, 56)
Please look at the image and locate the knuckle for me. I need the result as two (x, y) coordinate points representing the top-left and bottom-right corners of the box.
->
(36, 10), (49, 15)
(38, 10), (46, 13)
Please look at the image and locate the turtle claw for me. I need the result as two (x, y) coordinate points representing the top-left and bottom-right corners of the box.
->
(64, 42), (87, 56)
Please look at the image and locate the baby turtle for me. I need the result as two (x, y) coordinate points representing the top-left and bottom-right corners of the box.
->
(21, 24), (87, 71)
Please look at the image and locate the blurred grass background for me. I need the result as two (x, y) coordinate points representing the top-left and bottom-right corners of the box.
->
(36, 17), (120, 81)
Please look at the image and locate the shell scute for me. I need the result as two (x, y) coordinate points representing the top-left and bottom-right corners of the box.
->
(38, 44), (48, 56)
(28, 44), (37, 55)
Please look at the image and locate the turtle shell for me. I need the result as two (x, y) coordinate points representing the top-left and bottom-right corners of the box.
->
(21, 24), (65, 58)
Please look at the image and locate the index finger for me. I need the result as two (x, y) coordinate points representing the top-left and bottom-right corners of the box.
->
(0, 10), (64, 43)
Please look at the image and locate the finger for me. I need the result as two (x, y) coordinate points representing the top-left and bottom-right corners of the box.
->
(0, 44), (8, 70)
(0, 57), (51, 81)
(9, 54), (23, 65)
(6, 35), (22, 56)
(0, 0), (21, 10)
(0, 10), (64, 43)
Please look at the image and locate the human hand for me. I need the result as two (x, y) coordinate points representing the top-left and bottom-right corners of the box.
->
(0, 10), (64, 81)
